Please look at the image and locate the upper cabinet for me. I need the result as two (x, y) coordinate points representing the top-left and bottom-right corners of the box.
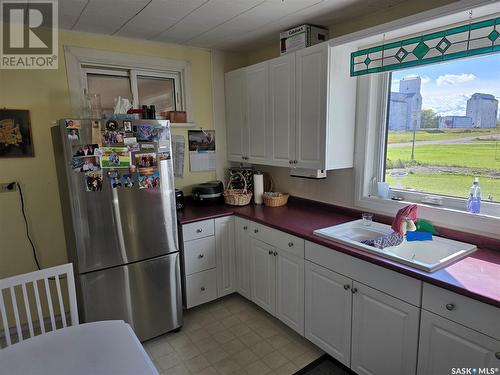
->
(225, 69), (248, 161)
(268, 54), (296, 167)
(246, 62), (270, 163)
(225, 42), (357, 170)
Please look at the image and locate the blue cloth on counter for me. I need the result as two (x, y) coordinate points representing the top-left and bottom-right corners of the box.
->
(406, 231), (433, 241)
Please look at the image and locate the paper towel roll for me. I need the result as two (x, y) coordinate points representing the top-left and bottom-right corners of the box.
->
(253, 173), (264, 205)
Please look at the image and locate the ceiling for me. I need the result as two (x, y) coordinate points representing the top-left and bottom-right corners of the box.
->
(59, 0), (411, 51)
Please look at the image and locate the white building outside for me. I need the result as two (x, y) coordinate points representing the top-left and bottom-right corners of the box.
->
(388, 77), (422, 131)
(466, 93), (498, 128)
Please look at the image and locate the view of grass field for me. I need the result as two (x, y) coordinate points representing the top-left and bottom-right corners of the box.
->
(385, 173), (500, 200)
(387, 143), (500, 169)
(387, 129), (499, 144)
(385, 129), (500, 202)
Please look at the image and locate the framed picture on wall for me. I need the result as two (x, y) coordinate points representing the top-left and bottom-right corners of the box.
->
(0, 109), (34, 157)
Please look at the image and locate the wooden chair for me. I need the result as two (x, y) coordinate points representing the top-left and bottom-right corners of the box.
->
(0, 263), (79, 347)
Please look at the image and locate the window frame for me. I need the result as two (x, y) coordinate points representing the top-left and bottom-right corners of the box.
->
(82, 67), (182, 113)
(64, 46), (193, 123)
(353, 46), (500, 238)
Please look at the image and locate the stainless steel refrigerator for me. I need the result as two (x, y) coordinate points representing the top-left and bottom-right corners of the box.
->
(52, 119), (182, 341)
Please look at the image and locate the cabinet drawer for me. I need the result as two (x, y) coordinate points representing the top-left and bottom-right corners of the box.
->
(182, 219), (214, 242)
(249, 221), (305, 258)
(422, 283), (500, 340)
(184, 236), (216, 275)
(185, 269), (217, 308)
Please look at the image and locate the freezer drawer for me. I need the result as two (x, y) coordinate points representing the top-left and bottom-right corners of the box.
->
(79, 253), (182, 341)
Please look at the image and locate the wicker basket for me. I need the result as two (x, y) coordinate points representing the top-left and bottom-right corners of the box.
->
(224, 172), (253, 206)
(262, 192), (289, 207)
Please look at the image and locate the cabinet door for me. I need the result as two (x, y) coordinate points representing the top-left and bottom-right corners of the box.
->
(268, 54), (296, 167)
(276, 250), (304, 335)
(295, 44), (328, 170)
(351, 282), (419, 375)
(250, 238), (276, 315)
(418, 310), (500, 375)
(305, 261), (352, 367)
(225, 69), (248, 162)
(246, 62), (269, 164)
(235, 217), (251, 299)
(215, 217), (235, 297)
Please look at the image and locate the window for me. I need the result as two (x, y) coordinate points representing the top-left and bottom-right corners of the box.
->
(82, 67), (182, 116)
(383, 53), (500, 209)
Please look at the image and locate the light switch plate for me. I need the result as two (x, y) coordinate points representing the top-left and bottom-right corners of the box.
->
(0, 182), (17, 193)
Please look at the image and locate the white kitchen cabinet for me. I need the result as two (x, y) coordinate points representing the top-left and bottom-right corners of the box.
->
(276, 248), (304, 335)
(225, 42), (356, 170)
(235, 217), (252, 299)
(246, 62), (269, 164)
(225, 69), (248, 162)
(215, 216), (236, 297)
(418, 310), (500, 375)
(268, 54), (296, 167)
(351, 282), (420, 375)
(250, 237), (276, 315)
(294, 44), (328, 170)
(305, 261), (352, 367)
(185, 269), (218, 309)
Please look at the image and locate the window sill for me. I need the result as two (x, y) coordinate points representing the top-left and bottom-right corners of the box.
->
(355, 195), (500, 239)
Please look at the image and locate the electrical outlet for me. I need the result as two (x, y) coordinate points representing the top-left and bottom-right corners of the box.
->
(0, 182), (17, 193)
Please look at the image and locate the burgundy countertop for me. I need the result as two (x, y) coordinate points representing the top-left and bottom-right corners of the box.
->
(177, 198), (500, 308)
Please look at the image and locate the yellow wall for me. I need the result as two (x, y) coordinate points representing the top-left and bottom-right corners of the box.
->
(0, 31), (218, 279)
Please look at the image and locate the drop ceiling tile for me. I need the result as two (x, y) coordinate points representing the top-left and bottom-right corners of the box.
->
(151, 0), (265, 43)
(58, 0), (89, 30)
(115, 0), (206, 39)
(187, 0), (325, 45)
(72, 0), (150, 34)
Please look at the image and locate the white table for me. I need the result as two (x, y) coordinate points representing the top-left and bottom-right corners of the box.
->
(0, 320), (159, 375)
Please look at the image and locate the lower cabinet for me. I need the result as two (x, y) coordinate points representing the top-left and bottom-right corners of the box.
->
(305, 261), (352, 367)
(276, 248), (305, 335)
(250, 238), (276, 315)
(250, 237), (305, 335)
(235, 217), (251, 299)
(215, 216), (236, 297)
(351, 282), (419, 375)
(417, 310), (500, 374)
(305, 260), (420, 375)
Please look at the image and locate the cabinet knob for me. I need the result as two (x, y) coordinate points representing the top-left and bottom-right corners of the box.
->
(445, 303), (455, 311)
(198, 254), (204, 259)
(196, 229), (203, 233)
(273, 251), (278, 256)
(294, 160), (298, 164)
(288, 242), (294, 247)
(289, 160), (292, 165)
(495, 352), (500, 360)
(254, 229), (259, 233)
(243, 226), (248, 230)
(351, 287), (358, 294)
(343, 284), (351, 290)
(268, 250), (273, 255)
(200, 286), (206, 292)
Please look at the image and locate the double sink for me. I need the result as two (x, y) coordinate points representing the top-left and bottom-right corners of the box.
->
(313, 220), (477, 272)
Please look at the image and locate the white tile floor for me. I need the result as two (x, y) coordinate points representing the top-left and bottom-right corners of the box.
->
(143, 294), (323, 375)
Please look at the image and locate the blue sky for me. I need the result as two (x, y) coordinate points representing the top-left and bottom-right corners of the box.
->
(391, 53), (500, 116)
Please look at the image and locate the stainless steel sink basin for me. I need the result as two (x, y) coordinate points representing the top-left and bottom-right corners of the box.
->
(313, 220), (477, 272)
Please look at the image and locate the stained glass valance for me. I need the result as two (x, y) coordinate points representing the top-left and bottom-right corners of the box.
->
(350, 16), (500, 76)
